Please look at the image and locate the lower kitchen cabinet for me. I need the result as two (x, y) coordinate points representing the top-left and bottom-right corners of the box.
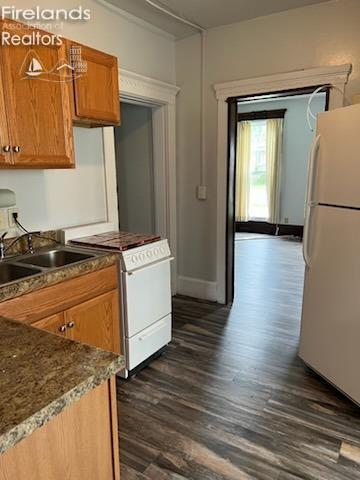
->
(32, 313), (66, 337)
(0, 379), (120, 480)
(65, 290), (121, 353)
(0, 265), (122, 355)
(32, 290), (121, 353)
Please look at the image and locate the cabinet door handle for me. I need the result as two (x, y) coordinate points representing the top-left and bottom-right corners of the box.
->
(59, 325), (67, 333)
(13, 146), (21, 153)
(2, 145), (10, 153)
(67, 321), (75, 329)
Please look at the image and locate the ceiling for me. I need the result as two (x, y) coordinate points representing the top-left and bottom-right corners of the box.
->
(103, 0), (332, 38)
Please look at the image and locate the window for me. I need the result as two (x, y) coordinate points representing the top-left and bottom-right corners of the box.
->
(248, 120), (268, 220)
(235, 110), (285, 224)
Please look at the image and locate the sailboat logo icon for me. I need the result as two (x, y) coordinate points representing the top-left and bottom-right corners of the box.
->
(25, 57), (44, 77)
(19, 49), (86, 82)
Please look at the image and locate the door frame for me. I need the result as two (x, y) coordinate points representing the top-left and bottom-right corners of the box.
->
(214, 64), (352, 304)
(103, 69), (179, 293)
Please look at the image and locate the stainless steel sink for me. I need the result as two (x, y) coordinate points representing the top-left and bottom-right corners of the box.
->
(0, 263), (42, 285)
(18, 249), (96, 268)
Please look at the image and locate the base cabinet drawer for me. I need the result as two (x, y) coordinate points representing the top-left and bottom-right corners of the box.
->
(126, 314), (171, 370)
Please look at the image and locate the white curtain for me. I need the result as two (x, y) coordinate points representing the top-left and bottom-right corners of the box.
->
(266, 118), (283, 224)
(235, 121), (251, 222)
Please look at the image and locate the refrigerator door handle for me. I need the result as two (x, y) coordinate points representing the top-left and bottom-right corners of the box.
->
(305, 134), (321, 207)
(303, 204), (313, 267)
(303, 135), (320, 267)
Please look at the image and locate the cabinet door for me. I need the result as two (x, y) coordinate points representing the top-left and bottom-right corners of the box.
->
(0, 380), (119, 480)
(63, 380), (119, 480)
(32, 313), (66, 337)
(0, 60), (11, 166)
(71, 43), (120, 125)
(65, 290), (121, 354)
(1, 23), (74, 168)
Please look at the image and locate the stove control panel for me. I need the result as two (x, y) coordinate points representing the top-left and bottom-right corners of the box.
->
(121, 239), (171, 272)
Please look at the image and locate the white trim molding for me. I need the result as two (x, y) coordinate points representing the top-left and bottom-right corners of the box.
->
(120, 69), (180, 105)
(214, 64), (352, 304)
(177, 276), (217, 302)
(214, 64), (352, 101)
(103, 68), (180, 293)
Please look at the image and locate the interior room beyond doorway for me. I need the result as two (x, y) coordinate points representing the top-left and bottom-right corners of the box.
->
(236, 91), (327, 237)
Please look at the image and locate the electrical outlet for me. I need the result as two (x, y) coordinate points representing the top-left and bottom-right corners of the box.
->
(0, 208), (8, 230)
(8, 207), (18, 228)
(284, 217), (289, 224)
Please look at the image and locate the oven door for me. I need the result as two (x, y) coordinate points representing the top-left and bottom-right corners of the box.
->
(122, 257), (172, 338)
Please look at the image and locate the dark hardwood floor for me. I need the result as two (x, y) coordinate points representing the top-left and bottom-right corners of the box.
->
(117, 236), (360, 479)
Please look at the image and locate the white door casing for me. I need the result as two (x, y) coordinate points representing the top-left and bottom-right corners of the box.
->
(103, 69), (180, 293)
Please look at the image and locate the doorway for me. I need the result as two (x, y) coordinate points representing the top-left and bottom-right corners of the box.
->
(227, 86), (329, 303)
(114, 102), (156, 235)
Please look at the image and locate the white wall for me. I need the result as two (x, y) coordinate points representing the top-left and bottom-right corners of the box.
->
(0, 128), (106, 231)
(176, 0), (360, 285)
(1, 0), (175, 234)
(237, 94), (326, 226)
(114, 103), (155, 235)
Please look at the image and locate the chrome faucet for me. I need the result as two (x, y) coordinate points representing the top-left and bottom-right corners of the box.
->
(27, 233), (34, 254)
(0, 232), (8, 260)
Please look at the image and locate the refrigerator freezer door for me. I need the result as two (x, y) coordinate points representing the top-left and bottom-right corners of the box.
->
(299, 204), (360, 403)
(315, 104), (360, 208)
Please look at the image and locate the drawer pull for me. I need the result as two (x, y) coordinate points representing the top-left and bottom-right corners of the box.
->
(13, 146), (21, 153)
(59, 325), (67, 333)
(67, 322), (75, 329)
(2, 145), (10, 153)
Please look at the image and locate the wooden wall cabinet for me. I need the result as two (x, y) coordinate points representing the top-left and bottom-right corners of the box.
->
(68, 42), (120, 127)
(0, 379), (120, 480)
(0, 265), (122, 355)
(0, 19), (121, 169)
(0, 21), (74, 169)
(0, 61), (11, 167)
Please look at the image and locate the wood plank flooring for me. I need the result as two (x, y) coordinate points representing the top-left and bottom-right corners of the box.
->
(117, 236), (360, 479)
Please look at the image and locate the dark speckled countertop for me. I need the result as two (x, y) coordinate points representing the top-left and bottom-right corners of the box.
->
(0, 316), (125, 454)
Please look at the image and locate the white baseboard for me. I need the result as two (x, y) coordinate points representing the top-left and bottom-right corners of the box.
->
(177, 276), (217, 302)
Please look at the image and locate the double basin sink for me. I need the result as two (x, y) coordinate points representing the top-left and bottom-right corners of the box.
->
(0, 247), (99, 286)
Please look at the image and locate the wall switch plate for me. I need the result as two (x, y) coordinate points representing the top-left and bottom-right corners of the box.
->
(197, 185), (207, 200)
(8, 207), (18, 228)
(0, 208), (8, 230)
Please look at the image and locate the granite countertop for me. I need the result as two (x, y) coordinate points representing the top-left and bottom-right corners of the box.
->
(0, 316), (125, 454)
(0, 250), (119, 303)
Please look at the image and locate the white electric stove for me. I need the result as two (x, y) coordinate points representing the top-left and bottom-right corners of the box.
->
(70, 231), (173, 378)
(120, 238), (173, 377)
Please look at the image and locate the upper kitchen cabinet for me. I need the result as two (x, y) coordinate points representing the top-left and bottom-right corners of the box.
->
(0, 61), (11, 167)
(0, 21), (74, 169)
(68, 42), (121, 127)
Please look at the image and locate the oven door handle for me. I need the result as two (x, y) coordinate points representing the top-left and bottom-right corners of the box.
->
(126, 256), (174, 275)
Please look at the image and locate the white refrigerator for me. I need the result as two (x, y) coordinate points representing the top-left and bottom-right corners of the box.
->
(299, 103), (360, 404)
